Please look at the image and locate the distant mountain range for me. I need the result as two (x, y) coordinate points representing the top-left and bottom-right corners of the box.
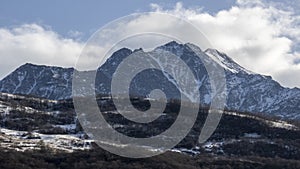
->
(0, 41), (300, 120)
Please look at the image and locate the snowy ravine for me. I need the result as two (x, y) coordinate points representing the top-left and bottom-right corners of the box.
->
(0, 41), (300, 120)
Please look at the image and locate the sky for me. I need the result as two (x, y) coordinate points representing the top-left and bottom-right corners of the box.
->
(0, 0), (300, 88)
(0, 0), (236, 38)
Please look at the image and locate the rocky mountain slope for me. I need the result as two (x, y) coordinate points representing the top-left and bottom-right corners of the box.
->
(0, 41), (300, 120)
(0, 63), (73, 100)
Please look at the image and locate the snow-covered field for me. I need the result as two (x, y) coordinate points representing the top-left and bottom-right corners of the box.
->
(0, 128), (93, 152)
(225, 111), (298, 130)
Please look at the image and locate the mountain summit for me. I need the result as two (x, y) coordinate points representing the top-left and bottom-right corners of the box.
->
(0, 42), (300, 119)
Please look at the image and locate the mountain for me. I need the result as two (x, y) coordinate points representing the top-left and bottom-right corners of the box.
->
(204, 48), (300, 119)
(0, 63), (74, 100)
(0, 41), (300, 120)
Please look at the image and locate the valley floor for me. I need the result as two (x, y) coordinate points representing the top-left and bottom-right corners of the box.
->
(0, 146), (300, 169)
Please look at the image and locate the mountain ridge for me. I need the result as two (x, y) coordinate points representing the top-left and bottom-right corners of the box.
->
(0, 41), (300, 120)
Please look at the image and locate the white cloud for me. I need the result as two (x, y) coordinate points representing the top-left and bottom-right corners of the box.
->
(150, 1), (300, 88)
(0, 24), (83, 78)
(67, 30), (84, 40)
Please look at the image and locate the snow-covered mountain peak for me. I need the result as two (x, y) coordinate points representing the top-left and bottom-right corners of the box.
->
(161, 40), (181, 47)
(155, 41), (186, 56)
(204, 48), (254, 74)
(1, 42), (300, 120)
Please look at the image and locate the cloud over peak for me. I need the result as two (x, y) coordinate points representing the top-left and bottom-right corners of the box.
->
(150, 1), (300, 88)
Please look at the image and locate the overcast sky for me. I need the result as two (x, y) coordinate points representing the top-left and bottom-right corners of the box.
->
(0, 0), (300, 88)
